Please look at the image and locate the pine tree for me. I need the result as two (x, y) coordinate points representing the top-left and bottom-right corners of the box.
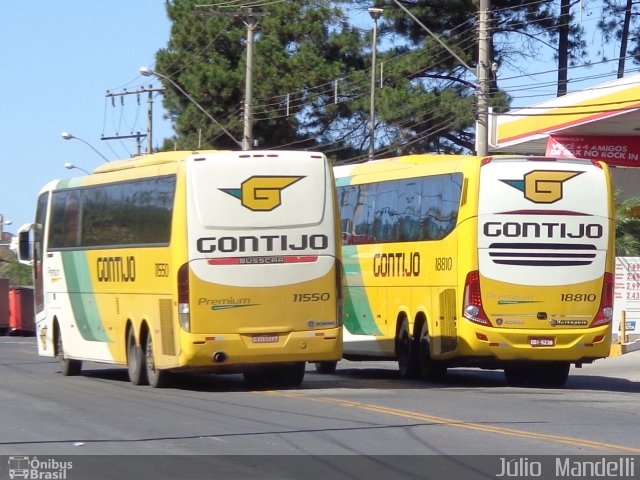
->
(154, 0), (366, 158)
(154, 1), (592, 161)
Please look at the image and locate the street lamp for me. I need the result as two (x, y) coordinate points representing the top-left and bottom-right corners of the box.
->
(0, 214), (12, 244)
(139, 67), (242, 148)
(61, 132), (110, 162)
(368, 7), (383, 160)
(64, 162), (90, 175)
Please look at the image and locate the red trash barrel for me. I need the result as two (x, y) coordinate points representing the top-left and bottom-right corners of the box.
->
(8, 287), (35, 335)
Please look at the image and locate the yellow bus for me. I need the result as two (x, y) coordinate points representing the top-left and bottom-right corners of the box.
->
(328, 154), (614, 387)
(17, 150), (342, 388)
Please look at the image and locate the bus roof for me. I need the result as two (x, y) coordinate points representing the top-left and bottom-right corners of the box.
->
(333, 154), (602, 181)
(333, 154), (478, 180)
(91, 149), (328, 175)
(92, 150), (226, 174)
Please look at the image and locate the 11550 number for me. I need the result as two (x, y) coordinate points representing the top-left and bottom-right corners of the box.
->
(293, 292), (331, 302)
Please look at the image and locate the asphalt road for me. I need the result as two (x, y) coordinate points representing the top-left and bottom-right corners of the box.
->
(0, 336), (638, 479)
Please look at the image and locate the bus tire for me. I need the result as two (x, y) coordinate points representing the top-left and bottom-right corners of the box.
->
(504, 362), (570, 388)
(144, 332), (169, 388)
(314, 361), (338, 374)
(504, 365), (526, 386)
(276, 362), (306, 387)
(540, 362), (570, 387)
(244, 362), (306, 389)
(55, 323), (81, 376)
(244, 369), (270, 389)
(267, 362), (306, 388)
(127, 328), (147, 385)
(396, 319), (418, 379)
(416, 322), (447, 381)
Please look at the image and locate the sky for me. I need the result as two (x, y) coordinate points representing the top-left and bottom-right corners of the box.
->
(0, 1), (628, 235)
(0, 1), (173, 233)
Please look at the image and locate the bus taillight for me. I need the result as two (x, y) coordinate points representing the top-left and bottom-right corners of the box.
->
(591, 272), (614, 328)
(463, 270), (492, 326)
(178, 263), (191, 333)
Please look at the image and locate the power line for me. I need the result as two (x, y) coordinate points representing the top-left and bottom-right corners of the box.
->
(105, 86), (165, 154)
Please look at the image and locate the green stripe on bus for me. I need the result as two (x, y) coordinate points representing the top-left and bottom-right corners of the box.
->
(61, 252), (111, 342)
(57, 178), (85, 189)
(342, 246), (382, 336)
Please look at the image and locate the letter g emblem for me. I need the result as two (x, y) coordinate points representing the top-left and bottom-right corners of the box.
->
(502, 170), (582, 204)
(220, 175), (305, 211)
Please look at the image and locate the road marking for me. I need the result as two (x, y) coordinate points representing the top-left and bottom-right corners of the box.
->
(264, 390), (640, 454)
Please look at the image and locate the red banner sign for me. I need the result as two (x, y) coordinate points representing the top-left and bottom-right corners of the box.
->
(546, 135), (640, 166)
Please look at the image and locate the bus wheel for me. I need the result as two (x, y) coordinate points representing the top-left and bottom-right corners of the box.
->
(504, 362), (570, 388)
(244, 362), (306, 389)
(55, 323), (81, 376)
(126, 328), (147, 385)
(144, 333), (169, 388)
(276, 362), (306, 387)
(396, 320), (418, 379)
(314, 361), (338, 374)
(243, 369), (270, 389)
(539, 362), (570, 387)
(504, 365), (526, 386)
(416, 322), (446, 381)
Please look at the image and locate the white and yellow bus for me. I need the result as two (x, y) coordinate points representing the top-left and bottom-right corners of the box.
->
(328, 154), (614, 386)
(17, 150), (342, 388)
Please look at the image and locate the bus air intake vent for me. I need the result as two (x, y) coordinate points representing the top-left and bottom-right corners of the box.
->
(488, 242), (597, 267)
(159, 299), (176, 356)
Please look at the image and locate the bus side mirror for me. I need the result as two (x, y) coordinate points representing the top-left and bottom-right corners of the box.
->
(17, 226), (33, 264)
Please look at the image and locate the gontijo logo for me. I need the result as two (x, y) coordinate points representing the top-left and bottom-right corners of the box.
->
(220, 175), (305, 211)
(501, 170), (582, 204)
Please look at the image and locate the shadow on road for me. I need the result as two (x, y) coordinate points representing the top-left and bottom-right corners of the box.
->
(76, 362), (640, 393)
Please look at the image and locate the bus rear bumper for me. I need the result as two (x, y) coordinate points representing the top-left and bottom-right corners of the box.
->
(174, 327), (343, 371)
(457, 324), (612, 362)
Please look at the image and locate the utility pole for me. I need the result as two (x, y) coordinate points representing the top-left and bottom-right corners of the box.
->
(196, 6), (269, 150)
(105, 86), (164, 154)
(390, 0), (491, 155)
(476, 0), (491, 157)
(368, 7), (383, 160)
(146, 87), (154, 153)
(243, 15), (257, 151)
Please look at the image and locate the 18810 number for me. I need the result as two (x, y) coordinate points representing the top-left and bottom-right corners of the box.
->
(435, 257), (452, 271)
(560, 293), (596, 302)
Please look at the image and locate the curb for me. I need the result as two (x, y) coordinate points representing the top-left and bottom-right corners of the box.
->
(610, 340), (640, 356)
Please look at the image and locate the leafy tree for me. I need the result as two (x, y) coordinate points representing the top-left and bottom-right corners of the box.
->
(0, 249), (31, 287)
(615, 192), (640, 256)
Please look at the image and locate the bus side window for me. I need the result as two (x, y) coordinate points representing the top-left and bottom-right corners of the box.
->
(49, 191), (81, 248)
(399, 182), (420, 241)
(64, 195), (81, 247)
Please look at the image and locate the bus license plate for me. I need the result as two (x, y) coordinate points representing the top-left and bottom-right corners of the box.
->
(252, 334), (279, 344)
(529, 336), (555, 347)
